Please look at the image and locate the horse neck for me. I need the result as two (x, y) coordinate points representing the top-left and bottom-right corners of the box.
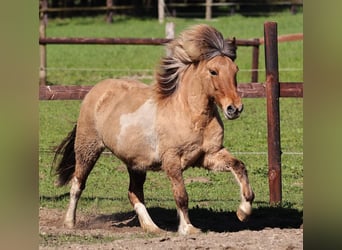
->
(177, 64), (215, 117)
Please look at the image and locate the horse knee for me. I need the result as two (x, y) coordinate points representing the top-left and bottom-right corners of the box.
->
(229, 158), (248, 177)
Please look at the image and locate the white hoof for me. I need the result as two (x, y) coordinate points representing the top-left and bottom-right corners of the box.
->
(178, 224), (201, 235)
(237, 201), (252, 222)
(134, 203), (163, 233)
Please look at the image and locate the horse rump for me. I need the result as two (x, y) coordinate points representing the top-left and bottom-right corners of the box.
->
(52, 125), (77, 187)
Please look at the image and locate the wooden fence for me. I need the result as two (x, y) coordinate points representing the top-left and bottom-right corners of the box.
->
(38, 36), (262, 87)
(39, 0), (303, 23)
(38, 22), (303, 205)
(39, 0), (134, 24)
(159, 0), (303, 21)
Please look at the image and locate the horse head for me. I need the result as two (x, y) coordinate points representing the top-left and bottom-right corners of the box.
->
(204, 55), (243, 120)
(157, 24), (242, 120)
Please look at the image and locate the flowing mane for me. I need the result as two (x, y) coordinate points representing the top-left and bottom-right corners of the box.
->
(156, 24), (237, 98)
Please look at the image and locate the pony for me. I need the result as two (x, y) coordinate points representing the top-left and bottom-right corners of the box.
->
(53, 24), (254, 235)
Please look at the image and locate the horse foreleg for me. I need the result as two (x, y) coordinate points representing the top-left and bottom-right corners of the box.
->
(203, 149), (255, 222)
(165, 167), (201, 235)
(127, 169), (162, 233)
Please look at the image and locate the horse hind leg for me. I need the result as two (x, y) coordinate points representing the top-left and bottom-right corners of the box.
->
(64, 134), (104, 228)
(127, 168), (162, 233)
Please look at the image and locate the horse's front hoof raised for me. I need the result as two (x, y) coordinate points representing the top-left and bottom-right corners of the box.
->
(236, 201), (252, 222)
(236, 207), (250, 222)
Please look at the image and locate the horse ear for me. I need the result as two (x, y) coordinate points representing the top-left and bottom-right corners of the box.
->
(227, 37), (236, 47)
(225, 37), (237, 61)
(232, 37), (236, 46)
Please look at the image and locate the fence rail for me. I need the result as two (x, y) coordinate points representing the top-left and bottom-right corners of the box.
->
(39, 37), (261, 46)
(38, 35), (262, 85)
(39, 0), (303, 23)
(39, 82), (303, 100)
(38, 33), (302, 88)
(39, 6), (134, 13)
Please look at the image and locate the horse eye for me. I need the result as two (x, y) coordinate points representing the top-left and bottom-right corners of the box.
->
(209, 69), (218, 76)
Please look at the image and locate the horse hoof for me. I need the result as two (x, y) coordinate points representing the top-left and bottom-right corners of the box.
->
(143, 225), (164, 234)
(188, 225), (201, 235)
(63, 220), (75, 229)
(236, 207), (250, 222)
(178, 224), (201, 235)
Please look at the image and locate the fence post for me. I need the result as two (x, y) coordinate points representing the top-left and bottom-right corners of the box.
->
(39, 0), (47, 86)
(205, 0), (212, 20)
(165, 22), (175, 39)
(251, 38), (260, 82)
(158, 0), (165, 23)
(264, 22), (282, 205)
(106, 0), (113, 23)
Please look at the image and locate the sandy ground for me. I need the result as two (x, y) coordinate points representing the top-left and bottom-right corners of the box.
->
(39, 207), (303, 249)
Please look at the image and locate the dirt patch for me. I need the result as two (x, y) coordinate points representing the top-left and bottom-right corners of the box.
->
(39, 207), (303, 249)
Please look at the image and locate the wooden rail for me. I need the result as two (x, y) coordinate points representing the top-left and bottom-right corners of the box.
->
(161, 0), (303, 20)
(39, 0), (133, 23)
(38, 36), (261, 85)
(39, 37), (261, 46)
(39, 82), (303, 100)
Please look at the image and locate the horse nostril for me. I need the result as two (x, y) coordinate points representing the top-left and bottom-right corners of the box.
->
(227, 105), (236, 114)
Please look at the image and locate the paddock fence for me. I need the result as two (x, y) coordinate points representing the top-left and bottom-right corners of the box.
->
(39, 0), (303, 23)
(38, 22), (303, 205)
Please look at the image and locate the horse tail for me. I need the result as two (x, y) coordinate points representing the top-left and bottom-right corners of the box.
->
(52, 125), (77, 187)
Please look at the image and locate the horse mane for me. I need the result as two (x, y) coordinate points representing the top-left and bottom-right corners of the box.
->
(155, 24), (237, 98)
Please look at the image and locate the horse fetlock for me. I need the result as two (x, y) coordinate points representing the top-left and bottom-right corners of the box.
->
(243, 186), (255, 202)
(178, 223), (201, 235)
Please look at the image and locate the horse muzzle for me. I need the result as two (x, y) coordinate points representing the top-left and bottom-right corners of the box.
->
(224, 104), (243, 120)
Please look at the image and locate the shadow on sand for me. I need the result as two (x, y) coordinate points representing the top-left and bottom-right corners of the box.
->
(91, 205), (303, 233)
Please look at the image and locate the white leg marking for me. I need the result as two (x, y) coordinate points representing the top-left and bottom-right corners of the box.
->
(229, 170), (253, 222)
(64, 177), (81, 228)
(239, 201), (252, 215)
(230, 170), (252, 215)
(134, 203), (161, 232)
(177, 209), (201, 235)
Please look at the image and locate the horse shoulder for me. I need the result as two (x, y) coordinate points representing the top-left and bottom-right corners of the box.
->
(202, 109), (225, 153)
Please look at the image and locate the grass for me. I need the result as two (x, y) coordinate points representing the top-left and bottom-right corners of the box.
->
(39, 12), (303, 221)
(45, 12), (302, 85)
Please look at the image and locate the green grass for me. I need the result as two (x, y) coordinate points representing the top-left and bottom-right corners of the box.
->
(45, 12), (302, 85)
(39, 12), (303, 217)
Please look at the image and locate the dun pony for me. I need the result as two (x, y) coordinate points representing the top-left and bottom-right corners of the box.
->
(53, 24), (254, 235)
